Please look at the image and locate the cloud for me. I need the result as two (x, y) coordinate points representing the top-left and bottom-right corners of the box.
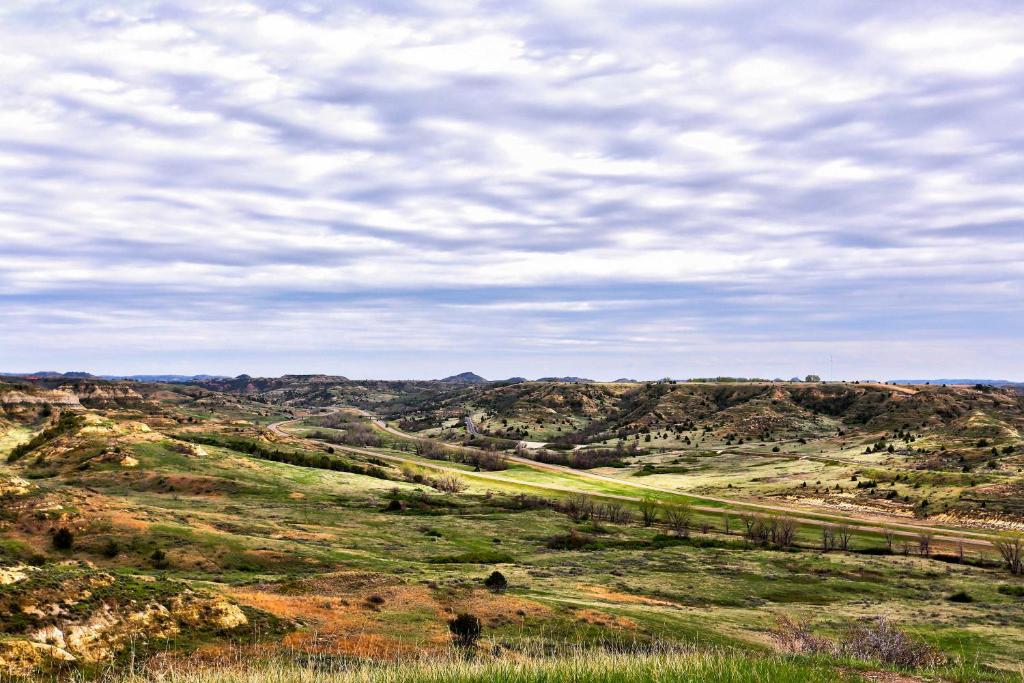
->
(0, 0), (1022, 378)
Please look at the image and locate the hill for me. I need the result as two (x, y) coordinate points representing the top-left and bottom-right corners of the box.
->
(1, 376), (1023, 680)
(439, 372), (488, 383)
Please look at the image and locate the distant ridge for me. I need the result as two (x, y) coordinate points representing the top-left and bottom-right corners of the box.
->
(0, 371), (227, 383)
(536, 376), (594, 383)
(892, 379), (1018, 386)
(438, 371), (487, 383)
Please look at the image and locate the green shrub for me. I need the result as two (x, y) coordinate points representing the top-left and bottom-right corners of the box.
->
(484, 570), (508, 593)
(448, 613), (482, 648)
(52, 527), (74, 550)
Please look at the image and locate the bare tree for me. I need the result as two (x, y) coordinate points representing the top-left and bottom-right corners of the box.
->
(821, 526), (835, 551)
(917, 532), (933, 558)
(565, 495), (594, 522)
(740, 513), (757, 538)
(723, 515), (731, 535)
(665, 503), (692, 538)
(994, 535), (1024, 575)
(883, 529), (896, 553)
(638, 497), (659, 527)
(599, 502), (630, 524)
(775, 517), (798, 548)
(836, 525), (852, 551)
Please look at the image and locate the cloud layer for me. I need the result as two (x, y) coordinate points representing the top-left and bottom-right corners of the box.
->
(1, 1), (1022, 379)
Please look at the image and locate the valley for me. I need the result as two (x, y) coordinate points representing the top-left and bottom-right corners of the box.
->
(1, 376), (1023, 681)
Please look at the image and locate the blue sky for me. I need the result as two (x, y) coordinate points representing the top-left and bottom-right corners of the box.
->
(1, 1), (1022, 380)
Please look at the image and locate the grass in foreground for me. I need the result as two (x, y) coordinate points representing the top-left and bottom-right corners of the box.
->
(109, 650), (865, 683)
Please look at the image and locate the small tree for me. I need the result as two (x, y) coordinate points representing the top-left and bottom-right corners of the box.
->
(52, 527), (74, 551)
(917, 532), (933, 558)
(151, 548), (169, 569)
(484, 570), (508, 593)
(821, 526), (835, 551)
(638, 498), (659, 527)
(665, 504), (692, 538)
(775, 517), (797, 548)
(883, 530), (896, 553)
(448, 613), (482, 648)
(836, 525), (852, 551)
(994, 536), (1024, 575)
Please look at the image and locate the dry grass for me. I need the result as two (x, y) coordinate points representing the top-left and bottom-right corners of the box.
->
(98, 647), (867, 683)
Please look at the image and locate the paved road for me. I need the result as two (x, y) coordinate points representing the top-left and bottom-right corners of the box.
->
(268, 411), (1000, 552)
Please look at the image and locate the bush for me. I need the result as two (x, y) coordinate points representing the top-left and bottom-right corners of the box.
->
(448, 613), (482, 648)
(430, 475), (468, 494)
(546, 529), (595, 550)
(101, 539), (120, 558)
(998, 584), (1024, 597)
(483, 570), (508, 593)
(151, 548), (169, 569)
(947, 590), (974, 603)
(52, 527), (74, 550)
(772, 615), (943, 668)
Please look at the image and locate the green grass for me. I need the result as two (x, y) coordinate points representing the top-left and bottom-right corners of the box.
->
(113, 649), (868, 683)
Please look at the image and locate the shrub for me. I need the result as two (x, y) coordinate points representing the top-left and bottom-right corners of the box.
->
(484, 570), (508, 593)
(151, 548), (169, 569)
(448, 613), (482, 648)
(998, 584), (1024, 597)
(52, 527), (74, 551)
(947, 590), (974, 603)
(101, 539), (120, 558)
(546, 529), (594, 550)
(430, 475), (468, 494)
(772, 615), (943, 668)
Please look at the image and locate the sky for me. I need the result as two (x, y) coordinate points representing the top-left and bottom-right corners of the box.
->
(1, 1), (1023, 381)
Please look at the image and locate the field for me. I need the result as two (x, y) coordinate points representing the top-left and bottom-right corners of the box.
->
(1, 377), (1023, 681)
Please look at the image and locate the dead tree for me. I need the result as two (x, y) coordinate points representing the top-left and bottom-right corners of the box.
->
(917, 532), (933, 558)
(836, 525), (852, 551)
(994, 536), (1024, 575)
(665, 504), (692, 538)
(883, 529), (896, 553)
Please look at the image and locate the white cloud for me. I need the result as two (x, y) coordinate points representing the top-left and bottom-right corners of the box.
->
(0, 1), (1021, 378)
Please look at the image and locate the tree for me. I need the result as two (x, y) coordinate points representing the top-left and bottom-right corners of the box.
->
(836, 525), (852, 551)
(917, 532), (933, 558)
(821, 526), (835, 551)
(484, 570), (508, 593)
(448, 613), (482, 648)
(883, 530), (896, 553)
(805, 375), (821, 382)
(638, 498), (659, 527)
(774, 517), (797, 548)
(151, 548), (169, 569)
(52, 527), (74, 551)
(665, 504), (692, 538)
(994, 536), (1024, 575)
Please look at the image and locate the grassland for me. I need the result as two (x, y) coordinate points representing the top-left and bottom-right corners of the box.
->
(2, 378), (1024, 680)
(112, 649), (884, 683)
